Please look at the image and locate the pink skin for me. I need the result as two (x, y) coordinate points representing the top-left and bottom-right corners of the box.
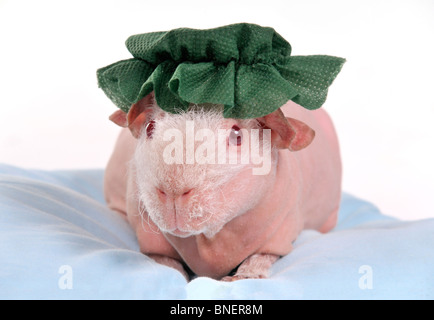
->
(104, 95), (341, 281)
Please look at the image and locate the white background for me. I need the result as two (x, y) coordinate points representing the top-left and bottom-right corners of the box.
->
(1, 0), (433, 220)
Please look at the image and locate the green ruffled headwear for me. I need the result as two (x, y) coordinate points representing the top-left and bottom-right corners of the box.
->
(97, 23), (345, 119)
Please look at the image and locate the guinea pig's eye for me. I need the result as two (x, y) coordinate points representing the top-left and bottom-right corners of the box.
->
(228, 125), (243, 146)
(145, 120), (155, 139)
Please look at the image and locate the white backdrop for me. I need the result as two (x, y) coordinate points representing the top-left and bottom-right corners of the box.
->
(1, 0), (433, 220)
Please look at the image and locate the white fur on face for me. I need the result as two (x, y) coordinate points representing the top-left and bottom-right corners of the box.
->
(133, 105), (277, 238)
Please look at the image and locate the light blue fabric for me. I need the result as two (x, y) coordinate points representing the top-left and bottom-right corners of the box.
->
(0, 163), (433, 299)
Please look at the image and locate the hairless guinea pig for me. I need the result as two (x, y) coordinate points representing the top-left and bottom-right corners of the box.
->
(104, 92), (341, 281)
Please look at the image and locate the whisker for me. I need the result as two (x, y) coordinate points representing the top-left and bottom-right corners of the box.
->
(137, 196), (161, 235)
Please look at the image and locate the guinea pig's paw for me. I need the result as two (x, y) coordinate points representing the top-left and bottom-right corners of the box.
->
(220, 253), (279, 282)
(148, 254), (190, 281)
(220, 274), (267, 282)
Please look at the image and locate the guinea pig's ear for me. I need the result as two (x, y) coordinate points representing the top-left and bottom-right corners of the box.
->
(109, 93), (155, 139)
(109, 110), (128, 127)
(260, 108), (315, 151)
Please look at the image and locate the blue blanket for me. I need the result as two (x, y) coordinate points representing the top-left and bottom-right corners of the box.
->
(0, 164), (433, 299)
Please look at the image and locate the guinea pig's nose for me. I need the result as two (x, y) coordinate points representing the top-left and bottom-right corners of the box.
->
(156, 187), (194, 201)
(156, 188), (166, 197)
(182, 189), (193, 197)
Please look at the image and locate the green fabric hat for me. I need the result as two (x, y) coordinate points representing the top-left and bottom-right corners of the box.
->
(97, 23), (345, 119)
